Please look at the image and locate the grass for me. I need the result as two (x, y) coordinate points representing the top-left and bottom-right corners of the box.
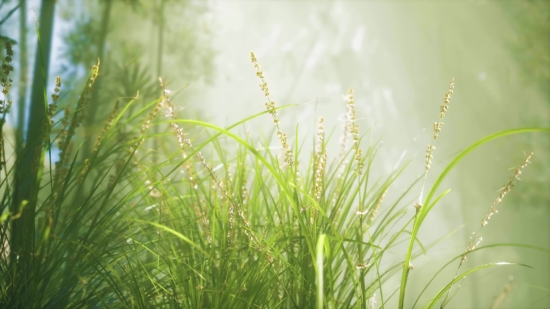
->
(1, 42), (549, 308)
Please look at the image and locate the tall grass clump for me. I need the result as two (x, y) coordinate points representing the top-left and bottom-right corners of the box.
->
(0, 38), (549, 308)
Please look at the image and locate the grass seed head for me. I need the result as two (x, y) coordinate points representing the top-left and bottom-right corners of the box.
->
(1, 42), (14, 113)
(250, 51), (294, 167)
(59, 61), (101, 166)
(481, 152), (533, 227)
(345, 87), (363, 175)
(368, 188), (388, 225)
(92, 101), (119, 154)
(314, 116), (327, 202)
(424, 79), (454, 173)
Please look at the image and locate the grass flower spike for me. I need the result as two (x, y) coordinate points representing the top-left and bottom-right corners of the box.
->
(440, 152), (534, 308)
(1, 41), (547, 309)
(345, 87), (363, 176)
(0, 42), (14, 172)
(250, 52), (294, 167)
(314, 116), (327, 203)
(418, 78), (455, 207)
(1, 41), (13, 113)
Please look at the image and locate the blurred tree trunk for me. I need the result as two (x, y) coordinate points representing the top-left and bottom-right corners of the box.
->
(156, 0), (164, 78)
(153, 0), (164, 163)
(10, 0), (55, 302)
(15, 0), (27, 157)
(82, 0), (112, 159)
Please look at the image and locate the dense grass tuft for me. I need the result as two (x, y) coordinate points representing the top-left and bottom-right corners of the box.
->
(1, 43), (549, 308)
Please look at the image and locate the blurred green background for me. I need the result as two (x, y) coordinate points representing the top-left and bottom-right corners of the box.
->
(1, 0), (548, 308)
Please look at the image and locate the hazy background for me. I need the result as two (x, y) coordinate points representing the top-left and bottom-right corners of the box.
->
(1, 0), (548, 307)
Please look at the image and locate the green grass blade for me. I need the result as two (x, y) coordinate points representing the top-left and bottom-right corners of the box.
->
(316, 234), (326, 309)
(398, 127), (550, 309)
(424, 262), (532, 309)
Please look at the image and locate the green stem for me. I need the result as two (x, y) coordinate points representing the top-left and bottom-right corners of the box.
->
(15, 0), (27, 157)
(11, 0), (55, 305)
(83, 0), (112, 159)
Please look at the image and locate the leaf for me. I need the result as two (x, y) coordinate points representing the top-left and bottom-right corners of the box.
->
(424, 262), (532, 309)
(399, 127), (550, 309)
(134, 219), (211, 257)
(316, 234), (327, 309)
(413, 242), (549, 308)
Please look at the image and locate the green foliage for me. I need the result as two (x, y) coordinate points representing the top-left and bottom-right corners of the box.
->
(499, 0), (550, 95)
(2, 69), (548, 308)
(0, 9), (548, 306)
(498, 1), (550, 212)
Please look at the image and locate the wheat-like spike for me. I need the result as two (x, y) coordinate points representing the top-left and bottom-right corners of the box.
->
(250, 52), (294, 168)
